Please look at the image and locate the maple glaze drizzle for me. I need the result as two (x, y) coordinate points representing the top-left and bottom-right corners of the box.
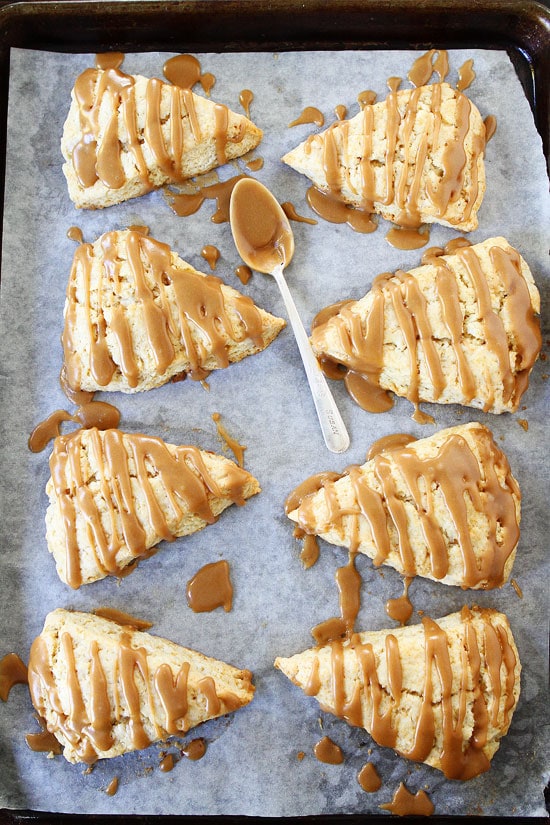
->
(28, 402), (121, 453)
(290, 426), (520, 588)
(311, 242), (541, 417)
(105, 777), (120, 796)
(380, 782), (434, 815)
(357, 90), (377, 108)
(281, 201), (318, 225)
(49, 427), (254, 588)
(95, 53), (124, 71)
(201, 244), (220, 270)
(27, 622), (245, 763)
(0, 653), (28, 701)
(67, 226), (84, 244)
(168, 174), (247, 223)
(159, 753), (175, 772)
(385, 577), (413, 626)
(456, 58), (476, 92)
(289, 107), (325, 128)
(182, 737), (206, 760)
(366, 433), (416, 461)
(25, 729), (63, 754)
(313, 735), (344, 764)
(239, 89), (254, 118)
(235, 264), (253, 285)
(63, 229), (266, 392)
(357, 762), (382, 792)
(484, 115), (497, 144)
(186, 560), (233, 613)
(92, 608), (153, 631)
(70, 62), (247, 194)
(162, 54), (216, 95)
(212, 412), (247, 467)
(334, 104), (347, 121)
(303, 607), (518, 780)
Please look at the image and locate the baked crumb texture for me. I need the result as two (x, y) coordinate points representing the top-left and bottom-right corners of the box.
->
(311, 237), (541, 414)
(62, 68), (263, 208)
(62, 229), (285, 394)
(28, 609), (255, 763)
(275, 606), (520, 780)
(45, 427), (261, 588)
(283, 82), (486, 231)
(287, 422), (521, 589)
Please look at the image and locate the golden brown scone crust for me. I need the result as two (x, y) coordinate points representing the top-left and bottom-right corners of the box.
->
(29, 609), (255, 763)
(283, 82), (486, 231)
(45, 427), (261, 588)
(62, 69), (263, 209)
(275, 607), (521, 779)
(311, 237), (541, 414)
(287, 422), (521, 589)
(62, 229), (285, 394)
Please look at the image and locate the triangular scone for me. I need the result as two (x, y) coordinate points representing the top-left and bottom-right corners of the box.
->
(62, 229), (285, 394)
(45, 427), (261, 588)
(62, 67), (263, 208)
(275, 607), (520, 780)
(283, 82), (486, 232)
(287, 423), (520, 589)
(28, 609), (255, 763)
(311, 237), (541, 415)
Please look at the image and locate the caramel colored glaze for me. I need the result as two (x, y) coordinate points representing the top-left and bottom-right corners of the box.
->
(304, 607), (517, 780)
(281, 201), (318, 225)
(357, 762), (382, 793)
(289, 107), (325, 128)
(293, 430), (520, 587)
(284, 471), (342, 515)
(517, 419), (529, 432)
(201, 244), (220, 270)
(25, 730), (63, 754)
(408, 49), (449, 87)
(385, 577), (413, 626)
(28, 410), (74, 453)
(182, 737), (206, 760)
(93, 608), (153, 631)
(168, 174), (246, 223)
(421, 236), (471, 264)
(95, 53), (124, 71)
(245, 157), (264, 171)
(28, 627), (236, 763)
(457, 58), (476, 92)
(511, 578), (523, 599)
(71, 65), (234, 192)
(60, 366), (95, 406)
(186, 560), (233, 613)
(312, 550), (361, 644)
(163, 54), (202, 90)
(380, 782), (434, 816)
(312, 301), (354, 332)
(105, 777), (119, 796)
(63, 228), (266, 391)
(127, 224), (150, 235)
(239, 89), (254, 118)
(312, 617), (348, 646)
(386, 76), (401, 93)
(335, 104), (347, 121)
(300, 534), (320, 569)
(67, 226), (84, 244)
(313, 735), (344, 764)
(212, 412), (246, 467)
(484, 115), (497, 144)
(344, 371), (394, 414)
(306, 187), (377, 234)
(50, 428), (252, 589)
(159, 753), (175, 772)
(366, 433), (416, 461)
(314, 242), (540, 417)
(235, 264), (253, 285)
(385, 226), (429, 250)
(0, 653), (28, 701)
(231, 178), (294, 272)
(357, 90), (377, 108)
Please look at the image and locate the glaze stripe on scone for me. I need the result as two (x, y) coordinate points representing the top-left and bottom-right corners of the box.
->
(287, 423), (520, 589)
(62, 67), (263, 208)
(311, 237), (541, 414)
(45, 427), (261, 588)
(283, 82), (486, 232)
(62, 229), (285, 394)
(28, 609), (255, 763)
(275, 606), (520, 780)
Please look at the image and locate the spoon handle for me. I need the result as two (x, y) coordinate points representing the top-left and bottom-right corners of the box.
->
(272, 264), (350, 454)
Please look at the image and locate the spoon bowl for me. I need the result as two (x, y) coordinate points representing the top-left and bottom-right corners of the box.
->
(229, 178), (350, 454)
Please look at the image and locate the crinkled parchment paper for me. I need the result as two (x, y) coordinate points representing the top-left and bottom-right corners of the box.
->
(0, 47), (549, 816)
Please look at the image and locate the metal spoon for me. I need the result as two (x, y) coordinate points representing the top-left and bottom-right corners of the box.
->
(229, 178), (350, 453)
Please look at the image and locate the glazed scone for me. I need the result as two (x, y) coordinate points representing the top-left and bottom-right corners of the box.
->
(62, 229), (285, 394)
(62, 67), (263, 209)
(283, 82), (486, 231)
(311, 237), (541, 415)
(275, 607), (521, 780)
(45, 427), (261, 588)
(28, 609), (255, 763)
(287, 423), (521, 589)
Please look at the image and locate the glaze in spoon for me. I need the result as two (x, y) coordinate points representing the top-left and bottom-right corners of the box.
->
(229, 178), (350, 453)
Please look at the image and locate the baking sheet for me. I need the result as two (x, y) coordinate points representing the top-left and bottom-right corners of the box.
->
(0, 46), (548, 816)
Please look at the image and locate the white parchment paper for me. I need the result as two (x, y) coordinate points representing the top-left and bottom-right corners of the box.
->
(0, 47), (549, 816)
